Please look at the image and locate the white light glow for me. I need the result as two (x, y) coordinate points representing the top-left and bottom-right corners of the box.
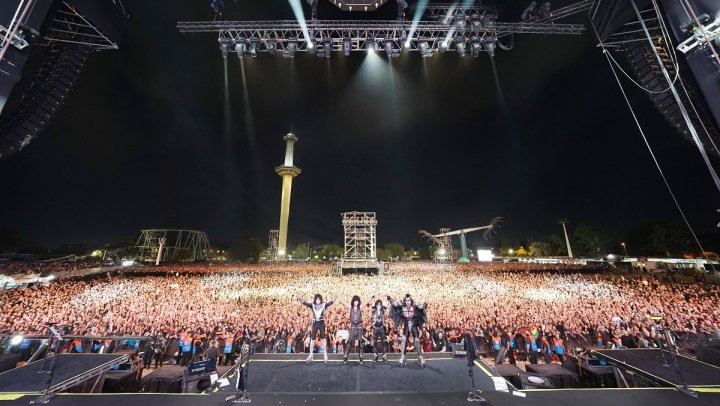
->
(10, 335), (22, 346)
(476, 249), (493, 262)
(121, 260), (134, 267)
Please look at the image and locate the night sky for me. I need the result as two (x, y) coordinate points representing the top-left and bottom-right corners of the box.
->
(0, 0), (718, 251)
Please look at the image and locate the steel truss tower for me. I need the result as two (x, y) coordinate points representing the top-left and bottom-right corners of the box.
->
(135, 229), (210, 263)
(339, 211), (379, 274)
(265, 229), (279, 262)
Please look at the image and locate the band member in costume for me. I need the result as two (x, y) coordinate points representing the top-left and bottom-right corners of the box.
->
(297, 293), (337, 364)
(389, 294), (428, 367)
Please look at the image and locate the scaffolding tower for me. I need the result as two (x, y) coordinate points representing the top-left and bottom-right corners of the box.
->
(135, 229), (210, 263)
(262, 229), (280, 263)
(338, 211), (380, 275)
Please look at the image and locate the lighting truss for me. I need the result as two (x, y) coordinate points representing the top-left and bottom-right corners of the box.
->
(341, 211), (377, 261)
(531, 0), (593, 24)
(135, 229), (210, 263)
(596, 5), (662, 48)
(39, 1), (119, 50)
(177, 19), (584, 56)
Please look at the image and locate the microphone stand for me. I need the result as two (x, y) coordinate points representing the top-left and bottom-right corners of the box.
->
(224, 338), (254, 403)
(664, 329), (697, 398)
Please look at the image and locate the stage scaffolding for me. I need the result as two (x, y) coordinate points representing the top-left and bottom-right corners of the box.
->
(337, 211), (380, 275)
(135, 229), (210, 263)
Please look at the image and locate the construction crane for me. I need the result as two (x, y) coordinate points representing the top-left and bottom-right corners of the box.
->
(420, 217), (502, 263)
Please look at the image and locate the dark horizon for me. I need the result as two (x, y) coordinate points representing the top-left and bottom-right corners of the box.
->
(1, 0), (718, 254)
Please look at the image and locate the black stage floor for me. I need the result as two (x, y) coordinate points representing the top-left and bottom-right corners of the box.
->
(592, 349), (720, 388)
(1, 388), (719, 406)
(0, 354), (127, 393)
(233, 353), (500, 393)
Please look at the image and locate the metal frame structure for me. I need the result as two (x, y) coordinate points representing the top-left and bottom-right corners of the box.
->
(419, 228), (453, 264)
(342, 211), (377, 261)
(177, 2), (586, 58)
(39, 2), (119, 50)
(594, 4), (662, 48)
(338, 211), (380, 274)
(263, 229), (280, 262)
(135, 229), (210, 263)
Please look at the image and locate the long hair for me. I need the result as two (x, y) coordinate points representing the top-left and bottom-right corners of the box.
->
(351, 295), (361, 307)
(313, 294), (323, 304)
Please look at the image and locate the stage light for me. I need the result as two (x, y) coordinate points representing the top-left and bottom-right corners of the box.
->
(283, 40), (298, 58)
(266, 40), (278, 55)
(483, 37), (496, 58)
(455, 38), (467, 57)
(343, 37), (351, 55)
(538, 2), (552, 19)
(471, 13), (482, 30)
(307, 39), (316, 55)
(438, 248), (447, 256)
(219, 39), (232, 58)
(322, 38), (332, 57)
(366, 39), (375, 53)
(419, 39), (432, 57)
(122, 260), (134, 267)
(235, 40), (247, 58)
(10, 335), (22, 346)
(521, 1), (538, 21)
(384, 39), (393, 56)
(248, 39), (259, 57)
(439, 40), (448, 54)
(470, 36), (482, 57)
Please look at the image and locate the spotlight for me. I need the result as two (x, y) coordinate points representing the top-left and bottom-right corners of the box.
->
(219, 39), (232, 58)
(249, 39), (259, 57)
(322, 38), (332, 57)
(483, 37), (496, 58)
(307, 39), (316, 55)
(283, 39), (298, 58)
(366, 38), (375, 53)
(384, 39), (393, 56)
(471, 13), (482, 30)
(521, 1), (538, 21)
(439, 40), (448, 54)
(455, 38), (467, 57)
(266, 40), (278, 55)
(235, 40), (247, 58)
(538, 2), (552, 19)
(470, 36), (482, 57)
(343, 37), (351, 56)
(455, 11), (466, 28)
(10, 335), (23, 346)
(419, 39), (432, 57)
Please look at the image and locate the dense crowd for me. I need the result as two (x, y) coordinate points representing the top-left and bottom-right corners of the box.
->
(1, 262), (718, 365)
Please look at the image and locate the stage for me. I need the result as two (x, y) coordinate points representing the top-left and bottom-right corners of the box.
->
(0, 352), (719, 405)
(591, 349), (720, 389)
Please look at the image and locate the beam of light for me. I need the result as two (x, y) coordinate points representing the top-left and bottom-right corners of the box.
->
(287, 0), (311, 47)
(442, 0), (475, 46)
(405, 0), (430, 48)
(223, 57), (232, 143)
(239, 59), (256, 154)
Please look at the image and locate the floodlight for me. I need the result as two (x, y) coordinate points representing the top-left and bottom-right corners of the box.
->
(483, 37), (496, 58)
(283, 40), (298, 58)
(266, 40), (277, 55)
(455, 37), (467, 57)
(470, 36), (482, 57)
